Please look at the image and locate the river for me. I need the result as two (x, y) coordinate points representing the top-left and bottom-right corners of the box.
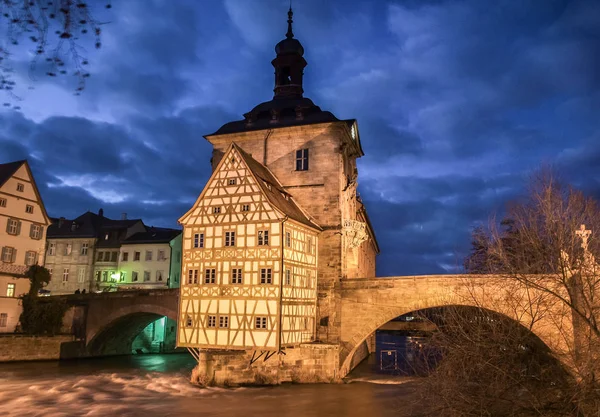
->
(0, 353), (425, 417)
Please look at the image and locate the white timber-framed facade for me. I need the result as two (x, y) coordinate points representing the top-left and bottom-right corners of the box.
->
(178, 144), (320, 351)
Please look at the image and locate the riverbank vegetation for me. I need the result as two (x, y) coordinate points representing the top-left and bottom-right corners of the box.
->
(421, 171), (600, 416)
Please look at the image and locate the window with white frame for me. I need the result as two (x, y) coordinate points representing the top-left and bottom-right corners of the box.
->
(120, 272), (126, 282)
(97, 251), (103, 261)
(6, 283), (15, 297)
(16, 183), (24, 192)
(156, 270), (164, 281)
(295, 149), (309, 171)
(286, 232), (291, 247)
(143, 271), (151, 281)
(204, 268), (216, 284)
(260, 268), (272, 284)
(30, 224), (41, 240)
(25, 204), (33, 214)
(64, 244), (72, 256)
(0, 198), (6, 207)
(134, 251), (140, 261)
(145, 251), (152, 261)
(122, 252), (129, 261)
(193, 233), (204, 248)
(157, 250), (166, 261)
(231, 268), (243, 284)
(225, 231), (235, 247)
(62, 268), (69, 282)
(255, 316), (267, 329)
(207, 315), (216, 328)
(219, 316), (229, 328)
(81, 243), (88, 255)
(6, 219), (19, 235)
(25, 251), (37, 266)
(1, 247), (14, 263)
(78, 267), (86, 283)
(188, 269), (198, 284)
(0, 313), (7, 327)
(132, 271), (138, 282)
(102, 271), (108, 282)
(48, 242), (55, 255)
(258, 230), (269, 246)
(242, 204), (250, 212)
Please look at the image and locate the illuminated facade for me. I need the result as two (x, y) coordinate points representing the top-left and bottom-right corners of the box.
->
(0, 160), (51, 332)
(178, 9), (378, 353)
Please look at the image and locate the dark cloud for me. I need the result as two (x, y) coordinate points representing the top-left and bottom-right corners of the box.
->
(0, 0), (599, 275)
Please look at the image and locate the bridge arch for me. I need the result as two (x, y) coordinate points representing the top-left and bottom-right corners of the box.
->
(338, 276), (573, 377)
(86, 303), (178, 356)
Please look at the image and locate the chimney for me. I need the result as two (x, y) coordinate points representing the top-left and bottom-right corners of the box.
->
(121, 212), (127, 220)
(58, 217), (65, 228)
(98, 208), (104, 217)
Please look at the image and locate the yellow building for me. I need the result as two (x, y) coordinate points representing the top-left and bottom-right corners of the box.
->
(178, 9), (378, 354)
(0, 160), (51, 332)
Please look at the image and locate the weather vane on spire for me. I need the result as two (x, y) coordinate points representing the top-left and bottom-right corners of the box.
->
(286, 3), (294, 39)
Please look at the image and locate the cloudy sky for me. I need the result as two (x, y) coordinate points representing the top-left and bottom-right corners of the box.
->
(1, 0), (599, 276)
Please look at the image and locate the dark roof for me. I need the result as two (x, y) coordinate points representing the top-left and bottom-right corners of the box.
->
(122, 228), (181, 244)
(0, 160), (25, 188)
(47, 211), (102, 238)
(47, 212), (145, 244)
(208, 97), (349, 136)
(101, 219), (143, 229)
(233, 143), (321, 230)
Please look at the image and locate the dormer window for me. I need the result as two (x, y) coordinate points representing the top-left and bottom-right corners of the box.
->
(16, 183), (24, 192)
(296, 149), (309, 171)
(71, 222), (78, 231)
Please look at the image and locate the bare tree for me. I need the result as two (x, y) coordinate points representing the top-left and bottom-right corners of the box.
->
(0, 0), (113, 104)
(424, 170), (600, 415)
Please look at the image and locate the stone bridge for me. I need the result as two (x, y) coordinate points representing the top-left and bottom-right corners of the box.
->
(338, 275), (574, 377)
(54, 275), (575, 379)
(59, 289), (178, 357)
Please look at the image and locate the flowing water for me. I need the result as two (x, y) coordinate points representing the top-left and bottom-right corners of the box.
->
(0, 353), (425, 417)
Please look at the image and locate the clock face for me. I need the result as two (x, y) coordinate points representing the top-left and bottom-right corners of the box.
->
(351, 124), (356, 140)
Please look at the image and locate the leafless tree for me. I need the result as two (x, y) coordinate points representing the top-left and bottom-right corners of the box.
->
(0, 0), (113, 104)
(423, 170), (600, 415)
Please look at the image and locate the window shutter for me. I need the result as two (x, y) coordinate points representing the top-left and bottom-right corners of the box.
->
(0, 247), (5, 261)
(29, 224), (34, 238)
(11, 248), (17, 263)
(16, 221), (21, 236)
(305, 148), (309, 170)
(5, 220), (10, 234)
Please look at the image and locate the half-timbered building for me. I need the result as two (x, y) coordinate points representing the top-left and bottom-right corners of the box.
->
(178, 8), (379, 354)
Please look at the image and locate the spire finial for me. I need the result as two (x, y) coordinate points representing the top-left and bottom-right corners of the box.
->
(286, 5), (294, 39)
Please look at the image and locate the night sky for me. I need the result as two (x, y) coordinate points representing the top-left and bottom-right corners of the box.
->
(1, 0), (599, 276)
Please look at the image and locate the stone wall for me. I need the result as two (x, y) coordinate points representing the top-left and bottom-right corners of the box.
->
(192, 343), (340, 386)
(0, 335), (74, 362)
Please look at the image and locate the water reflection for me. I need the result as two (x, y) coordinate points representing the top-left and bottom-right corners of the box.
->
(0, 354), (423, 417)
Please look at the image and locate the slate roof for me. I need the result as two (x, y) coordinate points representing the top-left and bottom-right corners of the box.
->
(207, 97), (355, 137)
(47, 211), (145, 248)
(0, 160), (25, 187)
(233, 143), (321, 231)
(47, 211), (103, 238)
(122, 228), (181, 245)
